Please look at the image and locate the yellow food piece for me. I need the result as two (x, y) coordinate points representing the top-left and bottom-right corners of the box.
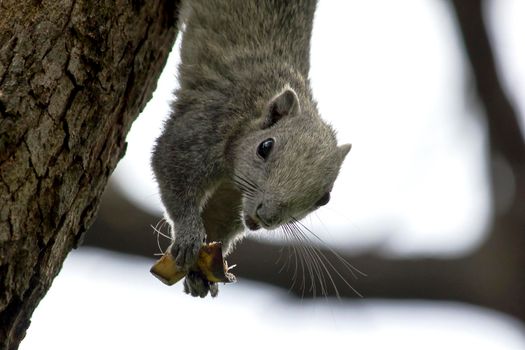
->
(150, 242), (236, 286)
(149, 254), (187, 285)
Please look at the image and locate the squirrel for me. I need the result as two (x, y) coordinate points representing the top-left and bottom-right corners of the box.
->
(151, 0), (351, 298)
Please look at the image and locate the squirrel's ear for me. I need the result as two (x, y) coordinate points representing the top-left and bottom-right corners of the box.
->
(262, 88), (300, 128)
(339, 144), (352, 160)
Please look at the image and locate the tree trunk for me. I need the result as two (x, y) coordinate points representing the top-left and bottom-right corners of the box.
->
(0, 1), (179, 348)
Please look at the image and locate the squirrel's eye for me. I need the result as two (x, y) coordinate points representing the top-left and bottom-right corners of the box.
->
(315, 192), (330, 207)
(257, 138), (274, 160)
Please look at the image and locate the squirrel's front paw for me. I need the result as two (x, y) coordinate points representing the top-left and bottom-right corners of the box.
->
(183, 271), (219, 298)
(170, 237), (203, 270)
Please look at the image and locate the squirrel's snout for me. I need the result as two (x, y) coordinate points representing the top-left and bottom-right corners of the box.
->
(256, 203), (271, 227)
(255, 202), (282, 229)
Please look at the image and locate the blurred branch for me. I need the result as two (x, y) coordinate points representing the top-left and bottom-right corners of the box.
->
(86, 183), (525, 323)
(449, 0), (525, 217)
(447, 0), (525, 320)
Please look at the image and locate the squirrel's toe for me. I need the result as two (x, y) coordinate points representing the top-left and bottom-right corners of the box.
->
(183, 272), (219, 298)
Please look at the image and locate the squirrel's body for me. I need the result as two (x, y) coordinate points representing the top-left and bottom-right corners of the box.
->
(152, 0), (351, 297)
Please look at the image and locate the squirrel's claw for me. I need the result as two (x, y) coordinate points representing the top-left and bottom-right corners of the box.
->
(171, 238), (202, 270)
(183, 271), (219, 298)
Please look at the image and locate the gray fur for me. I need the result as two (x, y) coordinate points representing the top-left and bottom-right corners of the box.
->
(151, 0), (351, 297)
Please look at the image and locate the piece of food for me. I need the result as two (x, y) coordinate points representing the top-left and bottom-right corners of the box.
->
(150, 242), (236, 286)
(149, 253), (187, 285)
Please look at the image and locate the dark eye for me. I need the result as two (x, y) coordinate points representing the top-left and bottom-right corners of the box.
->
(257, 138), (274, 160)
(315, 192), (330, 207)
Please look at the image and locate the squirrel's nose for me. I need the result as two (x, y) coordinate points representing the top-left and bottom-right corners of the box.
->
(255, 202), (281, 228)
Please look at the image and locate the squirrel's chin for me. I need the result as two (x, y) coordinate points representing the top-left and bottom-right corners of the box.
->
(243, 215), (261, 231)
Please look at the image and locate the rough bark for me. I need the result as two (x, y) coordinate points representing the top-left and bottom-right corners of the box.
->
(0, 1), (179, 348)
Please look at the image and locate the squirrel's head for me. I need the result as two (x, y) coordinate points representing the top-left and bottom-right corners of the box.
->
(232, 87), (351, 231)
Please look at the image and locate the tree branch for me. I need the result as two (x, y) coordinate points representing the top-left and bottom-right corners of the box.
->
(86, 184), (525, 323)
(449, 0), (525, 218)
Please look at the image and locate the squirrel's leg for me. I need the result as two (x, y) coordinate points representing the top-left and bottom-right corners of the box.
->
(167, 203), (219, 297)
(152, 121), (222, 271)
(164, 200), (206, 270)
(201, 180), (245, 254)
(182, 181), (245, 298)
(152, 110), (227, 296)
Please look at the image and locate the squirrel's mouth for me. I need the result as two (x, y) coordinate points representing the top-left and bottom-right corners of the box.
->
(244, 215), (261, 231)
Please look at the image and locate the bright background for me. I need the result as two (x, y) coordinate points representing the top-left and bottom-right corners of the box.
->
(21, 0), (525, 349)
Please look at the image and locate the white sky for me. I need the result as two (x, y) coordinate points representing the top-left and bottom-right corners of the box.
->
(21, 248), (525, 350)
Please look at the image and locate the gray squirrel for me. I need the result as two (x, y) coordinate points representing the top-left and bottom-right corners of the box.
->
(151, 0), (351, 297)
